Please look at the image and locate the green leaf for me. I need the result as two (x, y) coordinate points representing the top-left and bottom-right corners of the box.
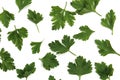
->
(40, 53), (59, 70)
(16, 62), (36, 79)
(49, 75), (56, 80)
(101, 10), (116, 34)
(71, 0), (101, 16)
(27, 9), (43, 32)
(50, 4), (75, 30)
(8, 26), (28, 50)
(49, 35), (76, 56)
(95, 62), (114, 80)
(65, 11), (76, 26)
(68, 56), (92, 80)
(0, 9), (14, 28)
(30, 41), (42, 54)
(95, 40), (120, 56)
(16, 0), (32, 12)
(73, 25), (94, 41)
(0, 48), (15, 71)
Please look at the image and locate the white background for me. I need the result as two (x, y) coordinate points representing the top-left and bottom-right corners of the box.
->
(0, 0), (120, 80)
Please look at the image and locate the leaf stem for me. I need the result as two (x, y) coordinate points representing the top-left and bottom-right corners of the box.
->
(14, 25), (17, 30)
(26, 77), (28, 80)
(108, 76), (110, 80)
(62, 2), (67, 14)
(35, 24), (40, 32)
(39, 58), (42, 61)
(79, 76), (81, 80)
(112, 29), (113, 35)
(64, 2), (67, 11)
(115, 52), (120, 56)
(94, 11), (101, 16)
(18, 10), (21, 13)
(2, 7), (5, 11)
(69, 50), (76, 56)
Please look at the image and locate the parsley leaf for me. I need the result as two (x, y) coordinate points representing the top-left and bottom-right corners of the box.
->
(40, 52), (59, 70)
(101, 10), (116, 34)
(50, 2), (76, 30)
(30, 41), (42, 54)
(73, 25), (94, 41)
(49, 75), (56, 80)
(95, 62), (114, 80)
(27, 9), (43, 32)
(16, 62), (36, 80)
(0, 9), (14, 28)
(71, 0), (101, 16)
(0, 48), (15, 71)
(95, 40), (120, 56)
(16, 0), (32, 12)
(48, 75), (62, 80)
(49, 35), (76, 56)
(8, 26), (28, 50)
(68, 56), (92, 80)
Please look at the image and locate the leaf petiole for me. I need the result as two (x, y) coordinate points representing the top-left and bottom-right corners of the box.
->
(61, 2), (67, 14)
(69, 50), (76, 56)
(2, 7), (5, 11)
(79, 76), (81, 80)
(108, 76), (110, 80)
(35, 24), (40, 32)
(94, 11), (101, 16)
(115, 52), (120, 56)
(14, 25), (17, 30)
(112, 29), (114, 35)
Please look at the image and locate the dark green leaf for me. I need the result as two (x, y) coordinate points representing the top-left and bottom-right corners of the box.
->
(49, 35), (76, 56)
(40, 53), (59, 70)
(95, 62), (114, 80)
(30, 41), (42, 54)
(95, 40), (119, 56)
(101, 10), (116, 34)
(50, 5), (75, 30)
(16, 62), (36, 79)
(73, 25), (94, 41)
(0, 48), (15, 71)
(0, 9), (14, 28)
(16, 0), (32, 12)
(28, 9), (43, 24)
(68, 56), (92, 79)
(49, 75), (56, 80)
(71, 0), (101, 16)
(8, 27), (28, 50)
(27, 9), (43, 32)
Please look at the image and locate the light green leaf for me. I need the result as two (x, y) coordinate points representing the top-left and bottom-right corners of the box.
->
(16, 0), (32, 12)
(73, 25), (94, 41)
(95, 40), (120, 56)
(71, 0), (101, 16)
(101, 10), (116, 34)
(50, 3), (75, 30)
